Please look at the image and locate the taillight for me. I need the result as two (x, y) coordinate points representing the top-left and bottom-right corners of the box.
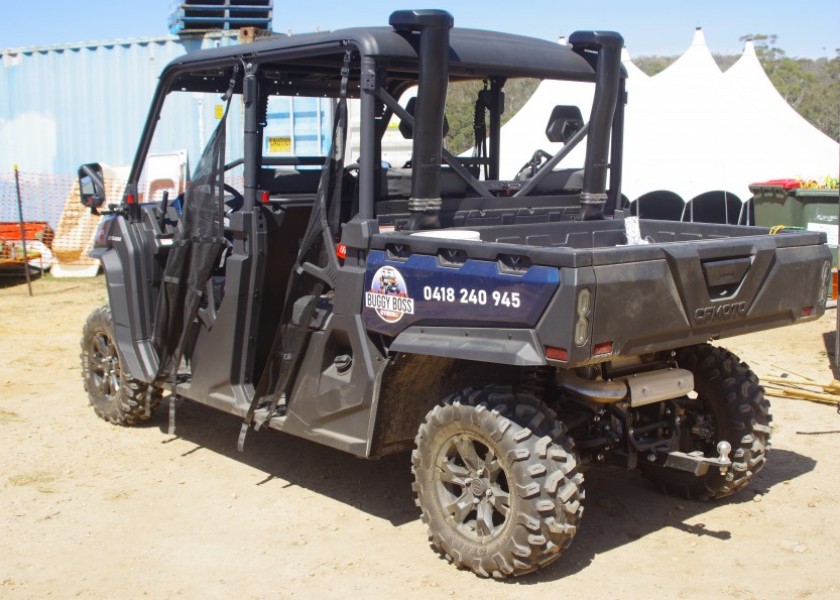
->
(545, 346), (568, 361)
(592, 341), (614, 356)
(574, 288), (591, 346)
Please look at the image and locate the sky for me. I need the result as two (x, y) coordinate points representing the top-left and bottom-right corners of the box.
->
(1, 0), (837, 58)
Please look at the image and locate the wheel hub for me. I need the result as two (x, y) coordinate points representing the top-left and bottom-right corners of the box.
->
(435, 433), (510, 541)
(469, 476), (486, 496)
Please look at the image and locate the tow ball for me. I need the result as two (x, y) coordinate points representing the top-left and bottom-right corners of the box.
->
(654, 441), (733, 477)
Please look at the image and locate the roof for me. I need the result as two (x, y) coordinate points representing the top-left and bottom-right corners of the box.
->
(161, 26), (600, 86)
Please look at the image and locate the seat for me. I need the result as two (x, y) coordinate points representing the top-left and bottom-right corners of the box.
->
(258, 167), (322, 196)
(530, 168), (584, 193)
(382, 167), (467, 198)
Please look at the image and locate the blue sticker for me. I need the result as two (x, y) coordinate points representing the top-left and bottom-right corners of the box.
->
(362, 250), (560, 336)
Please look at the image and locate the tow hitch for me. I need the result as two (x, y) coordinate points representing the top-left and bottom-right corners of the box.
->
(657, 441), (733, 477)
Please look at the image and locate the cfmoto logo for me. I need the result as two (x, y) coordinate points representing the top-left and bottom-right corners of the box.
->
(694, 301), (747, 323)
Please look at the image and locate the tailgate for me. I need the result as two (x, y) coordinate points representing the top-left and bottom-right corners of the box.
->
(539, 231), (831, 364)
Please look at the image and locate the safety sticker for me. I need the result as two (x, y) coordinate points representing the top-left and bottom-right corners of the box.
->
(365, 266), (415, 323)
(808, 222), (838, 247)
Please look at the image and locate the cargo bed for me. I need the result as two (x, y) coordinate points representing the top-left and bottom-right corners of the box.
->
(369, 218), (830, 366)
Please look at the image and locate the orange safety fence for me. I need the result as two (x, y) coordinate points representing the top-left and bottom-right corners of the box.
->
(0, 171), (122, 272)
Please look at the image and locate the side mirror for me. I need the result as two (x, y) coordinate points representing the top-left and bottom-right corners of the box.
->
(545, 105), (584, 143)
(78, 163), (106, 212)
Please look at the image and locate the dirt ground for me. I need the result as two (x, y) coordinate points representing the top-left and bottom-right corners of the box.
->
(1, 274), (839, 599)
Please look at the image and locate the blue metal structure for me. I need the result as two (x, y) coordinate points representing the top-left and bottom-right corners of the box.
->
(0, 29), (331, 178)
(0, 30), (332, 227)
(1, 33), (239, 176)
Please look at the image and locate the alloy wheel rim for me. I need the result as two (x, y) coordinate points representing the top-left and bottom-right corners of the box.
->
(90, 331), (120, 400)
(435, 432), (511, 541)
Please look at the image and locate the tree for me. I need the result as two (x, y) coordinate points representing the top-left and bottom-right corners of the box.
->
(444, 79), (540, 156)
(742, 34), (813, 109)
(744, 34), (839, 142)
(633, 55), (676, 76)
(816, 50), (840, 141)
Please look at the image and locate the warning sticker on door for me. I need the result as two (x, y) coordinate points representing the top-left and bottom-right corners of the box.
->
(365, 266), (414, 323)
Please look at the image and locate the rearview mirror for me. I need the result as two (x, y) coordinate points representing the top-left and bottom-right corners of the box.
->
(545, 105), (584, 143)
(78, 163), (105, 212)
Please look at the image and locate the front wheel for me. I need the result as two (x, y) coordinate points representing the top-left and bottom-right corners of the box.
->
(642, 344), (772, 500)
(411, 386), (584, 578)
(80, 305), (160, 425)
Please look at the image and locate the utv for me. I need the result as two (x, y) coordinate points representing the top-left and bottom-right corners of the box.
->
(79, 9), (830, 578)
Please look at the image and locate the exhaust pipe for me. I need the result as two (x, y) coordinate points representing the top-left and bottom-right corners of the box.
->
(389, 9), (453, 230)
(569, 31), (623, 221)
(556, 367), (694, 406)
(556, 369), (627, 404)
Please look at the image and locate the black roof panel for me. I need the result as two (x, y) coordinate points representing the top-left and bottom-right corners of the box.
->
(162, 25), (600, 84)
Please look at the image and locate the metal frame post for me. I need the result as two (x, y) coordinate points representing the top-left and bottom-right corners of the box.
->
(13, 164), (33, 296)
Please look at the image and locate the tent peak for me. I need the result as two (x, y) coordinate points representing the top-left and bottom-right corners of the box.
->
(742, 39), (756, 57)
(655, 26), (720, 82)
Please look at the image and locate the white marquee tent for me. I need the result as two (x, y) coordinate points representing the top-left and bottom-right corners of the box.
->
(498, 28), (839, 212)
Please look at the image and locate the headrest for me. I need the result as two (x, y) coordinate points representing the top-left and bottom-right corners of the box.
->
(398, 97), (450, 139)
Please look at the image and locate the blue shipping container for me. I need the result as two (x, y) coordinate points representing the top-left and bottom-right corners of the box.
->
(0, 31), (332, 176)
(1, 31), (332, 226)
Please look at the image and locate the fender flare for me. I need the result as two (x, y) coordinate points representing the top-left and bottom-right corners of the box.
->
(389, 326), (545, 366)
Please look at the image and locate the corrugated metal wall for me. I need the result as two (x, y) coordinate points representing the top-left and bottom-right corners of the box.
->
(0, 31), (334, 227)
(1, 32), (241, 176)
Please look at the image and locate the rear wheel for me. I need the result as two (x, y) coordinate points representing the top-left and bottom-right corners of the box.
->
(642, 344), (772, 499)
(80, 305), (160, 425)
(411, 386), (583, 578)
